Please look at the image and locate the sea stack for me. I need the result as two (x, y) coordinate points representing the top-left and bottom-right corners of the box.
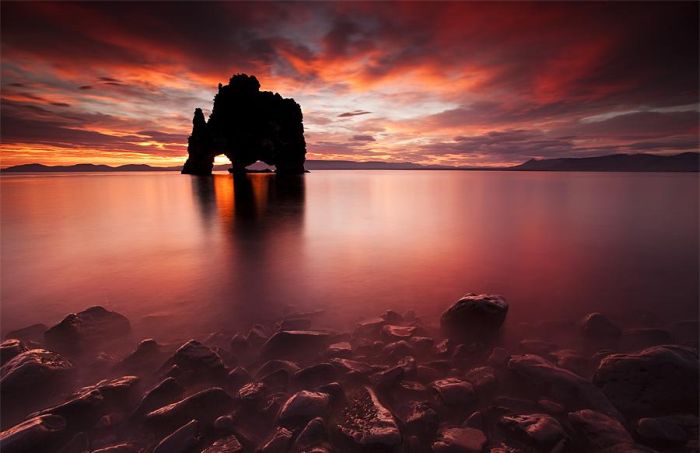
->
(182, 74), (307, 175)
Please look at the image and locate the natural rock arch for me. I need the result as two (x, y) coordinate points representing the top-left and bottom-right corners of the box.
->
(182, 74), (306, 175)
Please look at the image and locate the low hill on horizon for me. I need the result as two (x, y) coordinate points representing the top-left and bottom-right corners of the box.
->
(2, 152), (698, 173)
(512, 152), (698, 172)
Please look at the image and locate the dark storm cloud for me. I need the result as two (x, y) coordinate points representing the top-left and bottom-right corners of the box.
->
(0, 1), (697, 165)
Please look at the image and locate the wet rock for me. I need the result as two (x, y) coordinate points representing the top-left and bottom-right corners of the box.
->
(260, 369), (289, 390)
(435, 339), (452, 357)
(417, 365), (442, 382)
(258, 427), (293, 453)
(370, 364), (404, 389)
(44, 306), (131, 354)
(146, 387), (234, 431)
(636, 416), (688, 446)
(354, 318), (386, 338)
(202, 434), (243, 453)
(354, 338), (384, 357)
(227, 366), (251, 392)
(593, 345), (699, 417)
(294, 363), (337, 388)
(548, 349), (589, 377)
(338, 387), (401, 448)
(278, 390), (330, 425)
(115, 338), (166, 374)
(159, 340), (226, 384)
(330, 358), (374, 377)
(316, 382), (345, 406)
(326, 342), (352, 358)
(568, 409), (633, 451)
(403, 401), (438, 435)
(133, 377), (184, 418)
(451, 343), (478, 362)
(214, 415), (236, 433)
(260, 331), (331, 360)
(0, 414), (67, 453)
(153, 419), (200, 453)
(0, 339), (27, 365)
(256, 360), (300, 378)
(379, 310), (403, 324)
(238, 382), (267, 403)
(487, 347), (510, 368)
(440, 293), (508, 342)
(293, 417), (328, 451)
(33, 376), (140, 430)
(580, 313), (621, 340)
(410, 336), (435, 355)
(431, 378), (475, 407)
(463, 411), (483, 429)
(382, 325), (417, 341)
(500, 413), (567, 447)
(382, 340), (414, 361)
(519, 339), (556, 355)
(4, 323), (47, 344)
(464, 366), (497, 395)
(0, 348), (73, 394)
(432, 426), (487, 453)
(492, 396), (541, 414)
(229, 334), (248, 356)
(508, 354), (622, 419)
(246, 325), (269, 347)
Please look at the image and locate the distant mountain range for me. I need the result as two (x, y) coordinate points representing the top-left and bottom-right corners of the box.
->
(512, 152), (698, 172)
(2, 153), (698, 173)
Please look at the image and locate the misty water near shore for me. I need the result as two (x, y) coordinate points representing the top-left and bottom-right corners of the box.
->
(1, 170), (698, 342)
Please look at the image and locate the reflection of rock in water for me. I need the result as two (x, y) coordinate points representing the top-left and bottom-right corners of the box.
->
(190, 174), (306, 326)
(191, 173), (305, 230)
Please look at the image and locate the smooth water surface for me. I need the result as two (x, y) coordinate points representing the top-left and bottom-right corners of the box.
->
(2, 171), (698, 339)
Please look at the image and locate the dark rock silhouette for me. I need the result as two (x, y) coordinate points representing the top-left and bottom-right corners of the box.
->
(182, 74), (306, 175)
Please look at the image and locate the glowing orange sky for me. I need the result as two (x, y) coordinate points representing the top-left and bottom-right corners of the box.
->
(1, 2), (698, 167)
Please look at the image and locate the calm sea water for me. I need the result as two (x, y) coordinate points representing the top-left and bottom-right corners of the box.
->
(1, 171), (698, 340)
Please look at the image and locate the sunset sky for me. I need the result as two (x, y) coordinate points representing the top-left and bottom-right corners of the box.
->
(1, 1), (698, 167)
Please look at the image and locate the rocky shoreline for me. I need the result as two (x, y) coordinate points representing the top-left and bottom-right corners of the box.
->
(0, 294), (698, 453)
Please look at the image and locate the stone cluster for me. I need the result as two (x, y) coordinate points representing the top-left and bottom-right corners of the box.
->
(0, 295), (697, 452)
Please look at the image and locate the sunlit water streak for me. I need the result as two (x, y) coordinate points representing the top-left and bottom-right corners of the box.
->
(1, 171), (697, 341)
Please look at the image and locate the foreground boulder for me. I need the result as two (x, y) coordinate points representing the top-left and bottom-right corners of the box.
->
(593, 345), (699, 418)
(146, 387), (234, 431)
(0, 415), (67, 453)
(500, 413), (567, 449)
(153, 419), (200, 453)
(508, 354), (622, 420)
(32, 376), (140, 430)
(277, 391), (331, 426)
(568, 409), (633, 451)
(0, 339), (27, 365)
(580, 313), (621, 340)
(159, 340), (226, 384)
(338, 387), (401, 449)
(0, 349), (73, 395)
(260, 330), (332, 360)
(44, 306), (131, 354)
(440, 293), (508, 341)
(432, 427), (487, 453)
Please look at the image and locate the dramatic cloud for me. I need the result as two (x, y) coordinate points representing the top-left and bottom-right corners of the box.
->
(0, 1), (697, 166)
